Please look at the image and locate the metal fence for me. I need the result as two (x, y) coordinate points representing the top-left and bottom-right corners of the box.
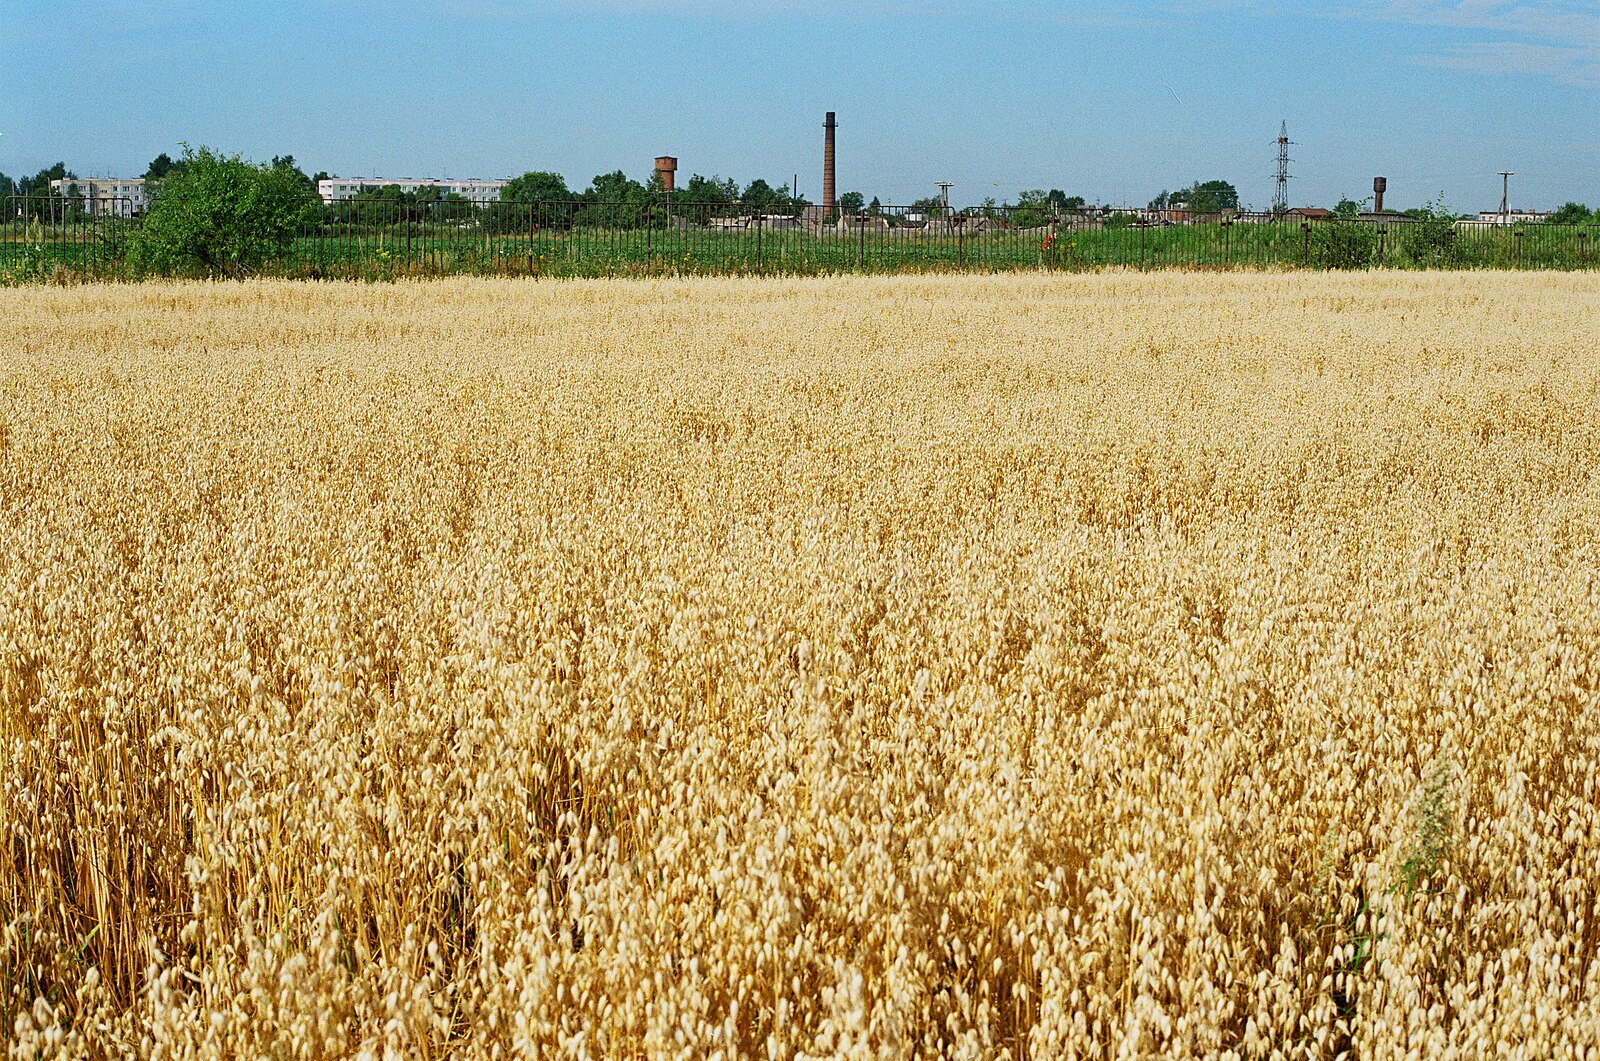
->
(2, 197), (136, 278)
(3, 195), (1595, 280)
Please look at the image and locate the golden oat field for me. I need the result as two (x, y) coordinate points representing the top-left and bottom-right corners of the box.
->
(3, 271), (1600, 1059)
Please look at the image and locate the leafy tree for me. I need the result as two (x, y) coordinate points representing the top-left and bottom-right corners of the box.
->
(502, 171), (572, 205)
(1180, 179), (1238, 215)
(1047, 190), (1086, 213)
(837, 190), (865, 214)
(142, 152), (191, 204)
(499, 171), (576, 228)
(742, 179), (776, 210)
(676, 174), (738, 203)
(1152, 181), (1238, 214)
(144, 153), (181, 181)
(270, 155), (316, 193)
(127, 145), (319, 276)
(1334, 197), (1362, 217)
(1013, 189), (1053, 227)
(340, 182), (466, 223)
(584, 170), (648, 203)
(910, 196), (945, 217)
(581, 170), (651, 226)
(1547, 202), (1592, 225)
(867, 196), (882, 215)
(0, 172), (14, 203)
(11, 163), (80, 220)
(17, 162), (72, 198)
(670, 174), (740, 222)
(352, 183), (405, 200)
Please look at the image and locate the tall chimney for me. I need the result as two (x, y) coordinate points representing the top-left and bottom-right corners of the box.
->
(823, 112), (837, 213)
(1373, 176), (1387, 214)
(655, 156), (678, 193)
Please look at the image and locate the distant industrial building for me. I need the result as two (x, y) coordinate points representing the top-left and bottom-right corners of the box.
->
(317, 178), (508, 204)
(47, 177), (146, 217)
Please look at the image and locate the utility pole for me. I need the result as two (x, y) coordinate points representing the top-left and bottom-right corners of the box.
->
(935, 181), (953, 216)
(1272, 120), (1293, 215)
(1498, 171), (1514, 222)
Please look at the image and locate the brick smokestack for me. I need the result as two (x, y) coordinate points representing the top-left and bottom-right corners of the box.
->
(823, 112), (837, 212)
(1373, 176), (1386, 214)
(655, 156), (677, 193)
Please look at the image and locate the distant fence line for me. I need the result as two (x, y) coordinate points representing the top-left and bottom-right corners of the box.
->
(3, 195), (1595, 281)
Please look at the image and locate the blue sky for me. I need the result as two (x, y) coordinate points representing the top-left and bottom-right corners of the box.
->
(2, 0), (1594, 211)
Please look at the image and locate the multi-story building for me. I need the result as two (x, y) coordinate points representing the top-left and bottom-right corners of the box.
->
(317, 178), (508, 204)
(47, 177), (147, 217)
(1473, 208), (1547, 225)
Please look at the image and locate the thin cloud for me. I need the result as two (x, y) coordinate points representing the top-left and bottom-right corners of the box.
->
(424, 0), (1229, 24)
(1351, 1), (1600, 43)
(1336, 2), (1600, 83)
(437, 0), (958, 16)
(1422, 40), (1600, 85)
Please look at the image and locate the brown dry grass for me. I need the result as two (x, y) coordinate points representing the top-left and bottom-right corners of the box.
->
(3, 271), (1599, 1058)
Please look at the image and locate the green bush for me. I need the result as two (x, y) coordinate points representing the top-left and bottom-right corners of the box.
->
(1397, 199), (1460, 267)
(128, 146), (319, 276)
(1304, 220), (1377, 269)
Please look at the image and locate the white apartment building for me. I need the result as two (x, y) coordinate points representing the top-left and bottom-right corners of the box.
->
(1473, 209), (1547, 225)
(317, 178), (508, 204)
(47, 177), (147, 217)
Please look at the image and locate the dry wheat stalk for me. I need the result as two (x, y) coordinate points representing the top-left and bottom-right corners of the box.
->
(2, 271), (1598, 1059)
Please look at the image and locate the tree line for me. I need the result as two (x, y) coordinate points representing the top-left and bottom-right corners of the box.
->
(0, 162), (84, 220)
(7, 152), (1596, 227)
(3, 152), (1108, 224)
(8, 144), (1594, 278)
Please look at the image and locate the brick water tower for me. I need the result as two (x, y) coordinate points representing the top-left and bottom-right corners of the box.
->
(655, 156), (678, 193)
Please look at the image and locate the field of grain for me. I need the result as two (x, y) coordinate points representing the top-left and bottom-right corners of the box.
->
(3, 272), (1599, 1058)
